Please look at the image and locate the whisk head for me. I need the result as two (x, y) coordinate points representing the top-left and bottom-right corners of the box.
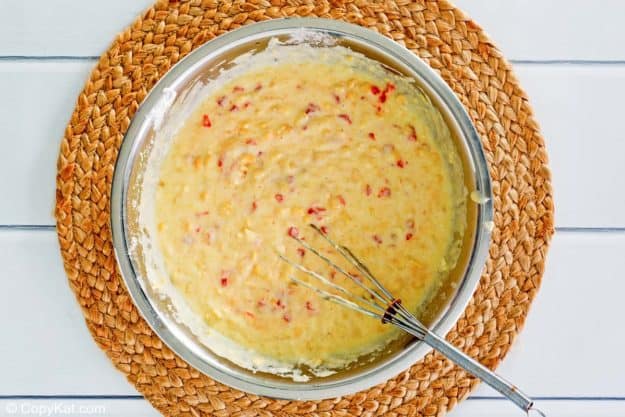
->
(280, 226), (544, 417)
(278, 224), (429, 340)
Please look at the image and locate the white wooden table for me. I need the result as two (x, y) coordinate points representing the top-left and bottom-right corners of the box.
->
(2, 1), (624, 416)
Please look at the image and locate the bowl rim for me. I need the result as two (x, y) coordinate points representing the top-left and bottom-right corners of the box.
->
(110, 17), (493, 400)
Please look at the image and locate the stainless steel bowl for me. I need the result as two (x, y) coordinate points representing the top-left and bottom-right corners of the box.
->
(111, 18), (493, 400)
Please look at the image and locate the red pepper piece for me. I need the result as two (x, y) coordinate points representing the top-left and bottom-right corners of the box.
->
(254, 83), (262, 91)
(297, 248), (305, 257)
(252, 201), (257, 212)
(233, 86), (245, 93)
(283, 314), (291, 323)
(320, 226), (328, 235)
(287, 226), (299, 238)
(202, 114), (212, 127)
(217, 159), (223, 168)
(368, 132), (376, 140)
(338, 114), (352, 124)
(378, 187), (391, 198)
(365, 184), (372, 196)
(378, 82), (396, 104)
(275, 193), (284, 203)
(405, 233), (414, 241)
(216, 96), (226, 107)
(396, 160), (406, 168)
(229, 104), (238, 112)
(373, 235), (383, 244)
(220, 277), (229, 287)
(305, 103), (320, 114)
(408, 125), (418, 141)
(307, 206), (327, 215)
(371, 85), (381, 95)
(305, 301), (314, 311)
(337, 195), (346, 206)
(333, 93), (341, 103)
(245, 138), (257, 145)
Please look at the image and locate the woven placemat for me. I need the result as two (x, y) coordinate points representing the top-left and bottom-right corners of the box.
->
(55, 1), (554, 416)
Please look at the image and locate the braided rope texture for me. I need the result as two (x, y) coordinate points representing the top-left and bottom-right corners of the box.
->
(55, 1), (554, 416)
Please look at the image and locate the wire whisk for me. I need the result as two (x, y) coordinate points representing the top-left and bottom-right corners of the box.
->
(279, 224), (546, 417)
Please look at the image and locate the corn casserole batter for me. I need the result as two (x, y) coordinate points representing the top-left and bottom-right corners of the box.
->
(151, 42), (467, 377)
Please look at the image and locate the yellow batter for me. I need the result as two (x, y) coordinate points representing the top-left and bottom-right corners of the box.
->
(153, 44), (466, 375)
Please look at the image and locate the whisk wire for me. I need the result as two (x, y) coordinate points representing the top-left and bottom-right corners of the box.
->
(342, 244), (420, 325)
(288, 276), (382, 320)
(308, 224), (422, 327)
(279, 253), (370, 307)
(310, 225), (393, 304)
(279, 252), (387, 315)
(287, 231), (391, 311)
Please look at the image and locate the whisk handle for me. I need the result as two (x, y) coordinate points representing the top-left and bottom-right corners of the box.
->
(421, 331), (544, 416)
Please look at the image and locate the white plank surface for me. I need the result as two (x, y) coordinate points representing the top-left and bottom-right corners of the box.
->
(2, 61), (625, 227)
(454, 0), (625, 62)
(0, 1), (151, 57)
(1, 230), (624, 397)
(456, 399), (625, 417)
(3, 0), (625, 61)
(0, 230), (135, 396)
(0, 399), (622, 417)
(0, 61), (92, 225)
(514, 64), (625, 229)
(472, 230), (625, 398)
(0, 399), (159, 417)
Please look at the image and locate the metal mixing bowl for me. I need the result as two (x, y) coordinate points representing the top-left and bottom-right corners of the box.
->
(110, 18), (493, 400)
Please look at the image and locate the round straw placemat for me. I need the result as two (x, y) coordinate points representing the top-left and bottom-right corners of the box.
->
(55, 1), (554, 416)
